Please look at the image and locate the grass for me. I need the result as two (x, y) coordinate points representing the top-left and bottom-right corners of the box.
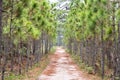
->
(5, 73), (23, 80)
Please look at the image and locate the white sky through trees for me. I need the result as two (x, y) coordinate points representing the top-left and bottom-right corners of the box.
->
(49, 0), (58, 3)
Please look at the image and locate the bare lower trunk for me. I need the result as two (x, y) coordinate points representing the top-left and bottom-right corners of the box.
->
(0, 0), (2, 53)
(101, 25), (105, 80)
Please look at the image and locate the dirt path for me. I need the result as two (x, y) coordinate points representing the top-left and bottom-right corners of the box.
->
(38, 47), (97, 80)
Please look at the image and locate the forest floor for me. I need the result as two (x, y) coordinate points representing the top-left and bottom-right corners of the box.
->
(37, 47), (101, 80)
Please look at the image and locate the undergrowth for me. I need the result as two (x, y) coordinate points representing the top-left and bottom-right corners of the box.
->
(4, 50), (53, 80)
(70, 53), (103, 80)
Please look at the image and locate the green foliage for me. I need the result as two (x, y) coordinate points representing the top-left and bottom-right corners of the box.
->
(85, 66), (94, 74)
(3, 0), (57, 45)
(63, 0), (112, 44)
(116, 9), (120, 20)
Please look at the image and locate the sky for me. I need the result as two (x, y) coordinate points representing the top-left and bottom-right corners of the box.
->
(49, 0), (58, 3)
(49, 0), (70, 11)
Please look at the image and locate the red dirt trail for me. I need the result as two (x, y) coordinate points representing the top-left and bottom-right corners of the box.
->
(38, 47), (92, 80)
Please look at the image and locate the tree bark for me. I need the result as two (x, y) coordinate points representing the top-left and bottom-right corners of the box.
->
(0, 0), (3, 53)
(101, 24), (105, 80)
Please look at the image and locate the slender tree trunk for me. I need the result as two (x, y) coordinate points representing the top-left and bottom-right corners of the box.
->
(26, 41), (30, 72)
(41, 31), (44, 55)
(1, 56), (6, 80)
(101, 25), (105, 80)
(79, 41), (82, 61)
(116, 21), (120, 79)
(85, 39), (89, 65)
(0, 0), (2, 53)
(45, 34), (48, 54)
(10, 0), (14, 72)
(36, 38), (41, 63)
(18, 38), (22, 74)
(106, 41), (112, 69)
(0, 0), (3, 79)
(1, 36), (8, 80)
(93, 32), (96, 72)
(112, 3), (118, 79)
